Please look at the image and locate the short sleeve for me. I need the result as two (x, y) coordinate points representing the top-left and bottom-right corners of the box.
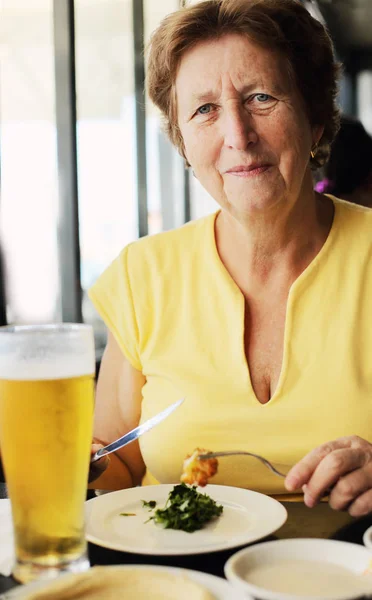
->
(88, 244), (142, 371)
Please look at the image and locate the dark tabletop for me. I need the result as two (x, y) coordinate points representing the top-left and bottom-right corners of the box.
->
(1, 486), (372, 595)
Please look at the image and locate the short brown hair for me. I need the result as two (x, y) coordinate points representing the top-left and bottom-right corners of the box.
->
(146, 0), (341, 169)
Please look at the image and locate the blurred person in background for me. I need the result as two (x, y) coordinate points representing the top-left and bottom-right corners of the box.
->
(315, 115), (372, 207)
(88, 0), (372, 538)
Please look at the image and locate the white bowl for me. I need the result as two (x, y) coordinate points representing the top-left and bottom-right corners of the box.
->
(363, 524), (372, 549)
(224, 538), (372, 600)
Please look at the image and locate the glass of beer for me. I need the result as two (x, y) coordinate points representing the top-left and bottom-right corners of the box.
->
(0, 324), (95, 583)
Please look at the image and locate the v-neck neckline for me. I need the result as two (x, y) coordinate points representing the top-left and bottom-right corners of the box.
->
(207, 197), (339, 406)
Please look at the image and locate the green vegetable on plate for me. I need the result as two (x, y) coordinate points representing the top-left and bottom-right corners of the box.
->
(145, 483), (223, 533)
(141, 499), (157, 509)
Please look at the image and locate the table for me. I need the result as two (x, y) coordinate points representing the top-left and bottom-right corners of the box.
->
(0, 487), (371, 596)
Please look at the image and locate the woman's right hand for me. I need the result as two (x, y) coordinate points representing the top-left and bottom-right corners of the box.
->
(88, 440), (110, 483)
(89, 331), (146, 490)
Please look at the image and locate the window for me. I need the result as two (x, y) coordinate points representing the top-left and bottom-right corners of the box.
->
(144, 0), (185, 234)
(76, 0), (187, 350)
(0, 0), (217, 345)
(358, 71), (372, 135)
(75, 0), (137, 349)
(1, 0), (60, 324)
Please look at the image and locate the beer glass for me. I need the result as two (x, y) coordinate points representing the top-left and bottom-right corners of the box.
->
(0, 324), (95, 583)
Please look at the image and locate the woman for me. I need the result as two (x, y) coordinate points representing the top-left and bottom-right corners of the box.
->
(315, 114), (372, 207)
(89, 0), (372, 537)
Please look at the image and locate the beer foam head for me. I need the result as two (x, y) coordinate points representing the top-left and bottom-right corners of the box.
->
(0, 324), (95, 380)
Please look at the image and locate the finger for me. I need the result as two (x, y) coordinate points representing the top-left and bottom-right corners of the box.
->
(285, 440), (346, 492)
(284, 437), (366, 491)
(328, 465), (372, 511)
(303, 448), (366, 507)
(348, 488), (372, 518)
(90, 443), (104, 457)
(88, 456), (110, 483)
(88, 444), (110, 483)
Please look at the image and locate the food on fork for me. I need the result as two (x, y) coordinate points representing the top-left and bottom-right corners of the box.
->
(181, 447), (218, 487)
(24, 566), (215, 599)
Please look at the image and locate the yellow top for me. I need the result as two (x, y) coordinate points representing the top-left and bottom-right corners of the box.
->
(89, 196), (372, 535)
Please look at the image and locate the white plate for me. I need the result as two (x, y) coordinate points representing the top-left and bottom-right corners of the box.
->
(85, 484), (287, 555)
(0, 564), (250, 599)
(363, 524), (372, 549)
(0, 499), (14, 577)
(225, 538), (372, 600)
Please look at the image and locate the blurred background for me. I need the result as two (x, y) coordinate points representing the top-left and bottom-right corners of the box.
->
(1, 0), (372, 363)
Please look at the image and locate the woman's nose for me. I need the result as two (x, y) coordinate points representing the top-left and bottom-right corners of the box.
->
(223, 108), (258, 151)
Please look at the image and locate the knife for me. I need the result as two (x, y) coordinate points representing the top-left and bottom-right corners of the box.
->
(91, 397), (185, 463)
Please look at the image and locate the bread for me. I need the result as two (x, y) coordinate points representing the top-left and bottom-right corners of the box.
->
(24, 566), (215, 600)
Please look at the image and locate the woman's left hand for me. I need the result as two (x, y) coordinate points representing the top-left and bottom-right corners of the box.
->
(285, 436), (372, 517)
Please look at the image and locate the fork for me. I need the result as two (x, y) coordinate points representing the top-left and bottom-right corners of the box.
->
(199, 451), (340, 499)
(197, 451), (291, 478)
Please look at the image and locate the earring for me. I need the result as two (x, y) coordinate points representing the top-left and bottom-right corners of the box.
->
(310, 145), (318, 160)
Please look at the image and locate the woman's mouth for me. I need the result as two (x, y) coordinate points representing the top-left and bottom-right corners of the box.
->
(225, 164), (271, 177)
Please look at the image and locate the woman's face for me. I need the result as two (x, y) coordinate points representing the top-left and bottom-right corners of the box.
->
(176, 34), (322, 219)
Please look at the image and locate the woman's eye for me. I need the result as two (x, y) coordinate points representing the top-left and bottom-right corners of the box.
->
(196, 104), (212, 115)
(254, 93), (271, 103)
